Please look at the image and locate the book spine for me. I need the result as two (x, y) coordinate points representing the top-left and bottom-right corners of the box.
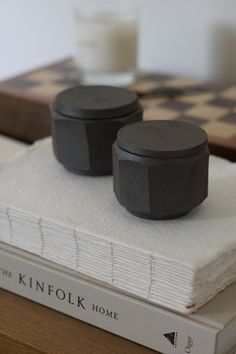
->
(0, 247), (218, 354)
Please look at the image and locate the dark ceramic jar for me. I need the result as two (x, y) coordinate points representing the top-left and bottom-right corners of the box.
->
(51, 85), (142, 175)
(113, 120), (209, 220)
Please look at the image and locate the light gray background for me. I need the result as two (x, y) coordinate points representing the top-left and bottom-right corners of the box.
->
(0, 0), (236, 81)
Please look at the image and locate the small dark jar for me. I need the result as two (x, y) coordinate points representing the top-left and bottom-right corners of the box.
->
(51, 85), (142, 175)
(113, 120), (209, 220)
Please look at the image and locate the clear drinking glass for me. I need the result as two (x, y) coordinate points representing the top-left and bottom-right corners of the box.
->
(75, 0), (139, 86)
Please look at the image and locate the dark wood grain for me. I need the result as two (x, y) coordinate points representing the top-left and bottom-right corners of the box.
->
(0, 333), (44, 354)
(0, 289), (158, 354)
(0, 59), (70, 143)
(0, 91), (51, 143)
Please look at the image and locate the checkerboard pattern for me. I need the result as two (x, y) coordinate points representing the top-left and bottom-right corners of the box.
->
(130, 76), (236, 147)
(1, 59), (236, 153)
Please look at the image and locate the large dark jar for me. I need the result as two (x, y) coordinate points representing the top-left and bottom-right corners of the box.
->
(51, 85), (142, 175)
(113, 120), (209, 219)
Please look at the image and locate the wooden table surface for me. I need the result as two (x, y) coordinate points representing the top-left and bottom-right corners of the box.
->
(0, 289), (157, 354)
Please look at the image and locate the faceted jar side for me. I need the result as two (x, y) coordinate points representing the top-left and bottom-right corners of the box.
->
(51, 107), (143, 175)
(113, 142), (209, 220)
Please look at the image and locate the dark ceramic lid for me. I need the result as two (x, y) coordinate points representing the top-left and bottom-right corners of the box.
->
(53, 85), (140, 119)
(117, 120), (208, 158)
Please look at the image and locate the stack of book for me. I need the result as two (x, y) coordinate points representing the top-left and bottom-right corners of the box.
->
(0, 138), (236, 354)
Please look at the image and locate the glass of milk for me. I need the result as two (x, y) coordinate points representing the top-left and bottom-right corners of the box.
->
(75, 0), (139, 86)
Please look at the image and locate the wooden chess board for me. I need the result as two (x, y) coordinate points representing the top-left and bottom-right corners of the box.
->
(0, 58), (236, 160)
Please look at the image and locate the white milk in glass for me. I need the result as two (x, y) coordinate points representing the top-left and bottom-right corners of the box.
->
(75, 13), (138, 85)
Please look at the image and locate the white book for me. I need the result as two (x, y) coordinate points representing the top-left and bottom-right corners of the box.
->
(0, 138), (235, 314)
(0, 243), (236, 354)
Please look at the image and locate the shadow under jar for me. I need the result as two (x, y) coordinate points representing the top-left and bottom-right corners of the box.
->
(113, 120), (209, 220)
(51, 85), (142, 175)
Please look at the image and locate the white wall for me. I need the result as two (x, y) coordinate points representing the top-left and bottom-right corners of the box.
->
(139, 0), (236, 82)
(0, 0), (75, 80)
(0, 0), (236, 81)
